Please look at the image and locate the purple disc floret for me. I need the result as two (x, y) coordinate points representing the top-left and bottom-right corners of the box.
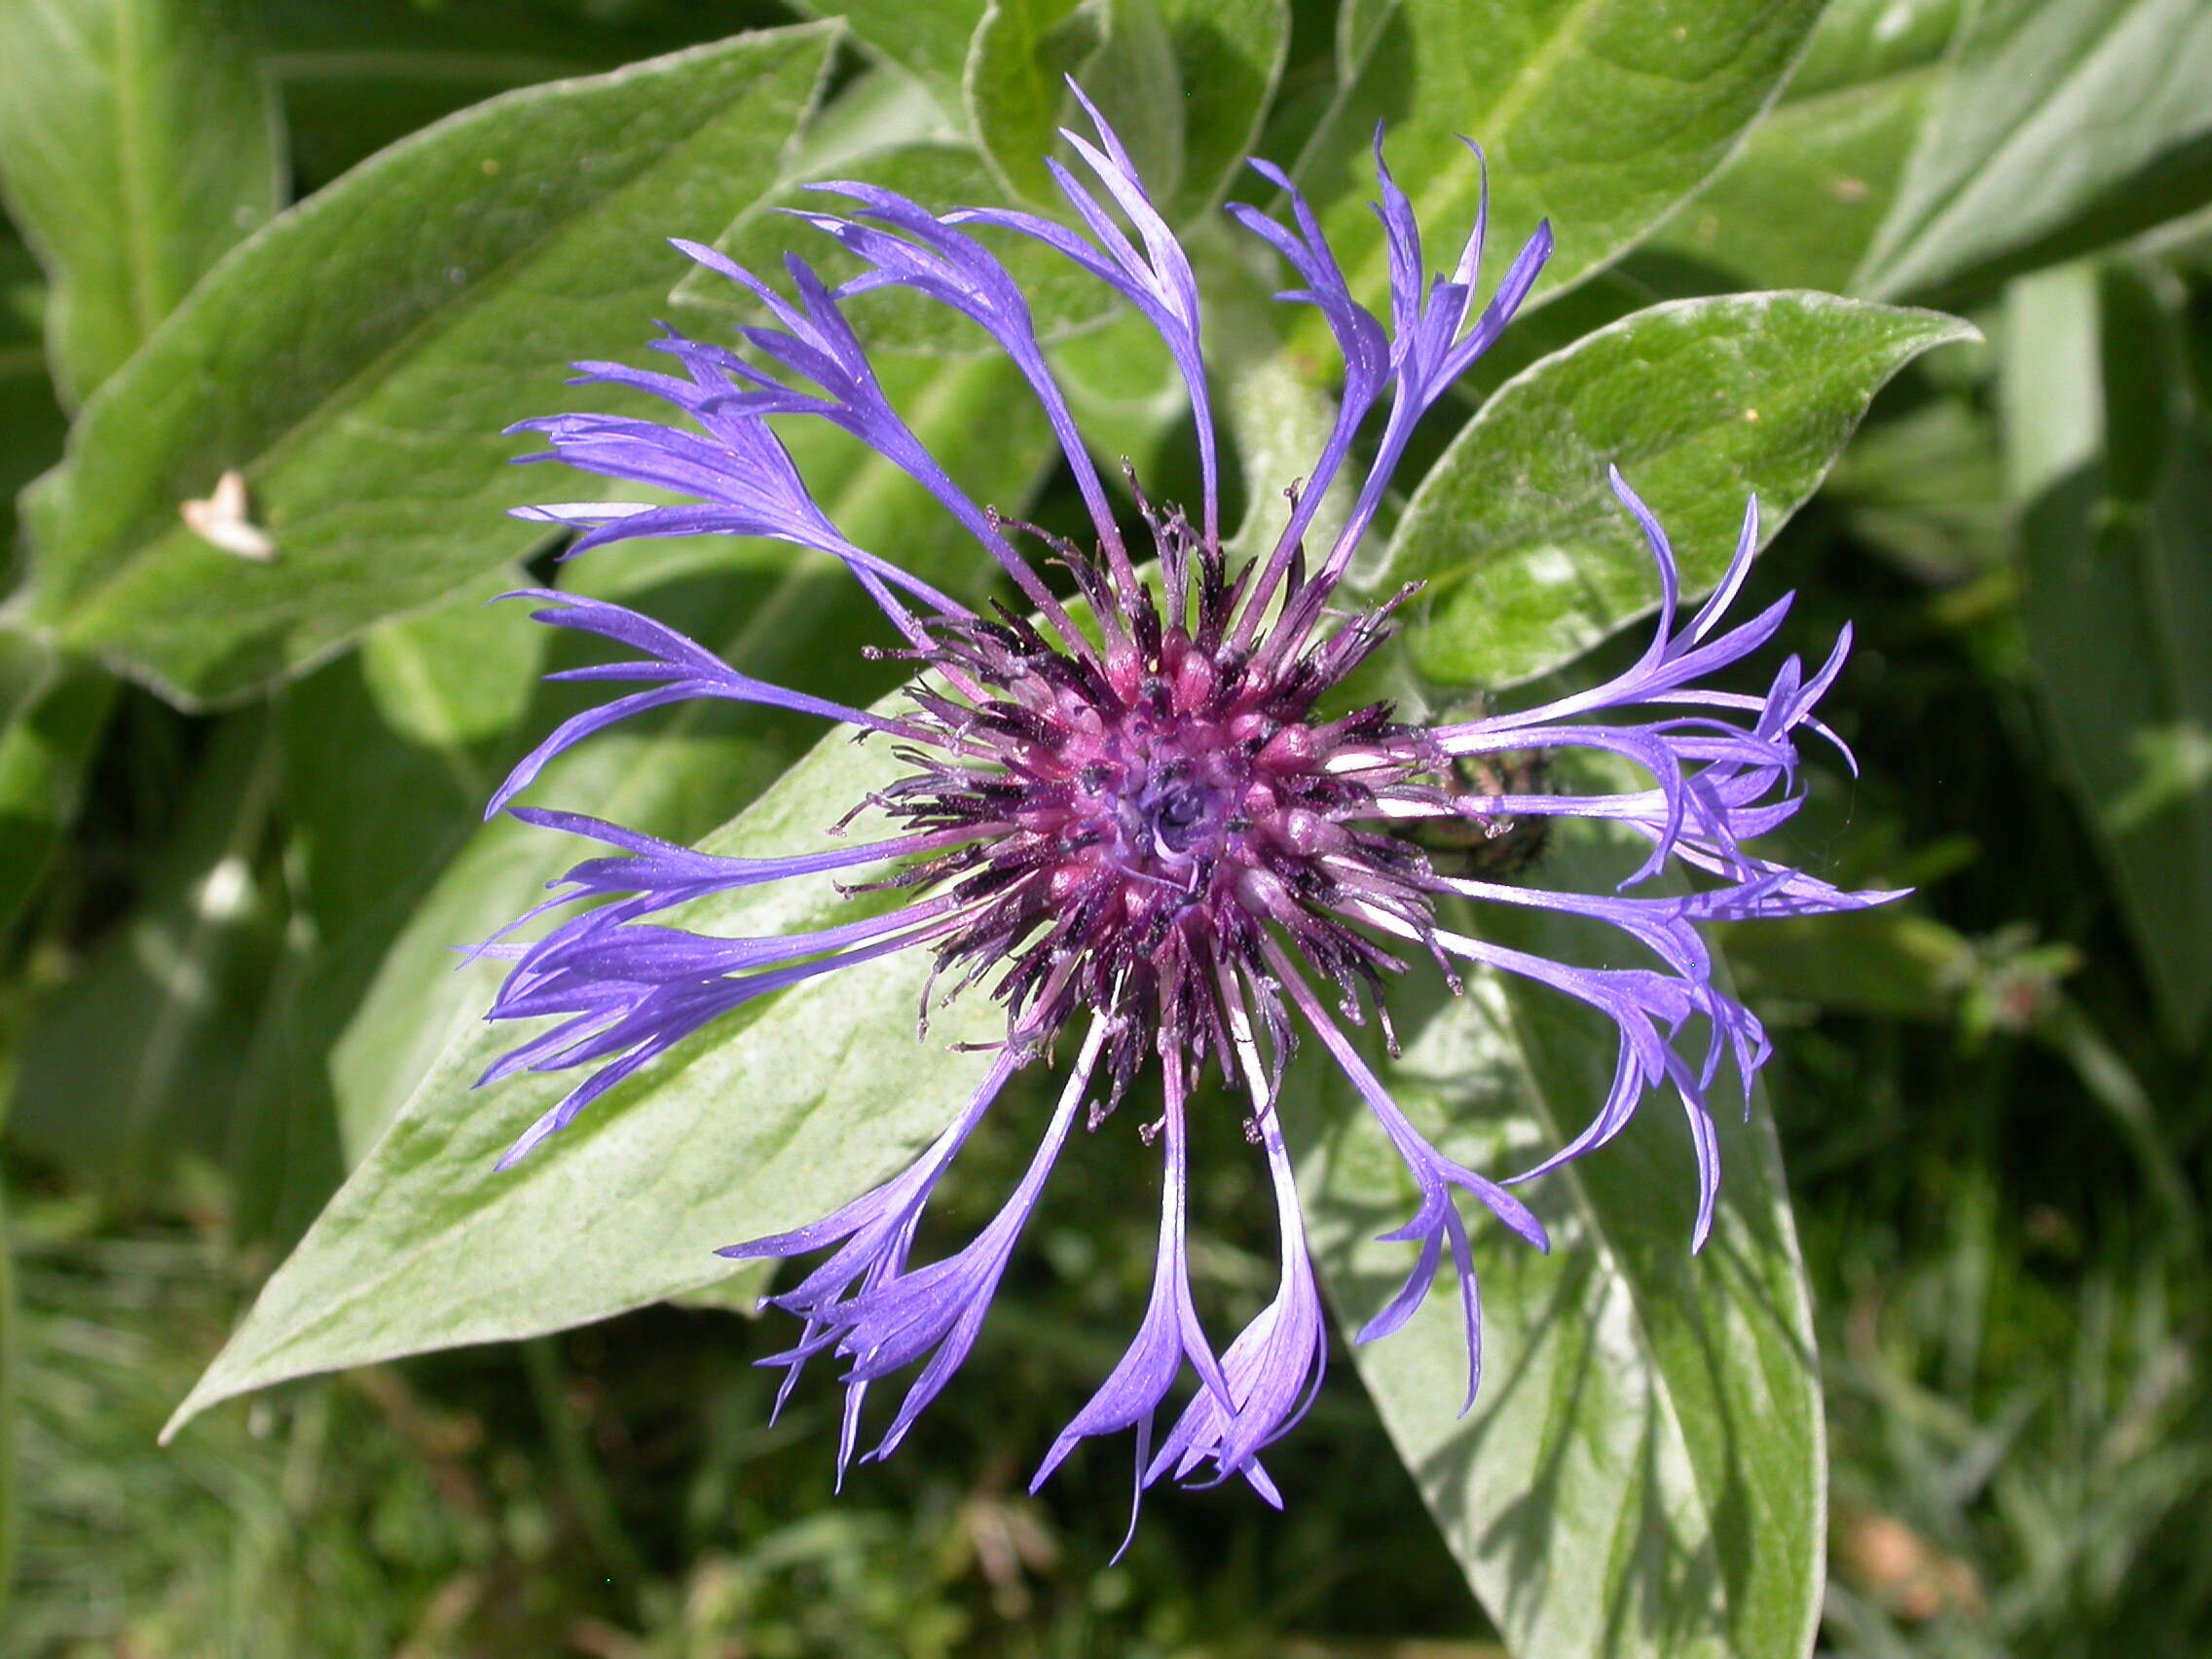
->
(470, 82), (1896, 1527)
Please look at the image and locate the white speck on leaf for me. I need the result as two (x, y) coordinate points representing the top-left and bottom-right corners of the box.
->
(180, 470), (277, 561)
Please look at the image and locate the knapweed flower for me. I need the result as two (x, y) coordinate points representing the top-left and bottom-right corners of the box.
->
(474, 89), (1889, 1522)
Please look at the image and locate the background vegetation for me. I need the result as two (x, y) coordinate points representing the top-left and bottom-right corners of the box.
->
(2, 1), (2209, 1655)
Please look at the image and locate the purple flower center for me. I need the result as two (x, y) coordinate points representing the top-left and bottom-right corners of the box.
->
(863, 502), (1440, 1121)
(1098, 699), (1247, 869)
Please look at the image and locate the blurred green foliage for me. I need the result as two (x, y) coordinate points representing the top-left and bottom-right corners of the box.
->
(3, 0), (2210, 1655)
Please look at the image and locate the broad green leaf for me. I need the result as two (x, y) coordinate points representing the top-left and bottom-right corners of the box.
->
(333, 521), (899, 1177)
(966, 0), (1285, 220)
(29, 25), (839, 708)
(164, 701), (1005, 1439)
(0, 241), (100, 934)
(259, 0), (758, 188)
(667, 1259), (778, 1317)
(328, 698), (798, 1171)
(0, 630), (36, 750)
(1649, 0), (1958, 294)
(1440, 260), (1716, 415)
(1857, 0), (2212, 298)
(0, 638), (116, 940)
(793, 0), (991, 122)
(970, 0), (1187, 208)
(0, 0), (282, 405)
(784, 60), (969, 168)
(355, 572), (543, 750)
(2005, 262), (2212, 1050)
(1382, 293), (1976, 687)
(1292, 0), (1825, 311)
(329, 350), (1054, 1161)
(1291, 826), (1823, 1659)
(1783, 0), (1962, 95)
(664, 64), (972, 337)
(1152, 0), (1289, 216)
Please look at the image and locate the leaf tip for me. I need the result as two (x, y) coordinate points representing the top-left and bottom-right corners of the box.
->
(158, 1378), (224, 1446)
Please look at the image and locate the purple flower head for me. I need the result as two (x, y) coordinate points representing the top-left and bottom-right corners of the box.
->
(476, 87), (1895, 1527)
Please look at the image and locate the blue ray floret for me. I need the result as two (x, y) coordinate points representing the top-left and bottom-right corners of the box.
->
(471, 85), (1896, 1527)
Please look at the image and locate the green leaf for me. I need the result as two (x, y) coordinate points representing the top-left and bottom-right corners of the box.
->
(1290, 826), (1823, 1659)
(1151, 0), (1288, 216)
(0, 242), (103, 936)
(1857, 0), (2212, 298)
(354, 572), (545, 751)
(663, 65), (974, 339)
(29, 24), (839, 708)
(328, 350), (1054, 1161)
(2005, 261), (2212, 1050)
(329, 708), (799, 1172)
(164, 700), (1004, 1439)
(1382, 293), (1976, 688)
(1783, 0), (1963, 96)
(964, 0), (1285, 220)
(1291, 0), (1826, 311)
(970, 0), (1186, 208)
(1649, 0), (1958, 294)
(310, 533), (892, 1177)
(793, 0), (991, 122)
(0, 0), (282, 406)
(801, 58), (973, 161)
(258, 0), (758, 189)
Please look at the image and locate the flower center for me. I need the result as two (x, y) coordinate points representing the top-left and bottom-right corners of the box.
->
(865, 496), (1448, 1104)
(1098, 710), (1249, 874)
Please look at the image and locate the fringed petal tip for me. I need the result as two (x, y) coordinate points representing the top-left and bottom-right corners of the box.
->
(491, 1094), (576, 1170)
